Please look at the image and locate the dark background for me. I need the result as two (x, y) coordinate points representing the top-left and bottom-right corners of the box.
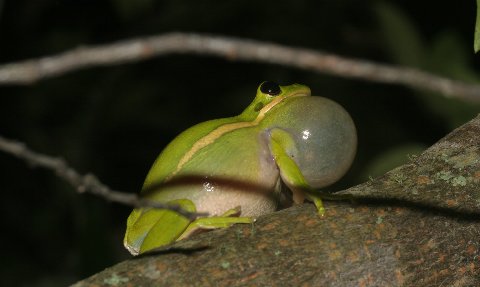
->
(0, 1), (479, 286)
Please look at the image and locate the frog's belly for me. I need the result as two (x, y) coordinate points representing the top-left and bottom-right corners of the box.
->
(192, 176), (280, 217)
(154, 171), (280, 217)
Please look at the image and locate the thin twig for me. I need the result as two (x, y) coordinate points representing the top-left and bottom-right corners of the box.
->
(0, 32), (479, 103)
(0, 135), (204, 220)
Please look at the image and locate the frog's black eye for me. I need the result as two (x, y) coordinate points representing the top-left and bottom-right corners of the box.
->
(260, 81), (281, 96)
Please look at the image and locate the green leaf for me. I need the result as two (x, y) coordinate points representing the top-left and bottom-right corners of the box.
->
(374, 2), (425, 67)
(475, 0), (480, 52)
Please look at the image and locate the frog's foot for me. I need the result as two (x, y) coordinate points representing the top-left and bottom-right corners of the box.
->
(305, 193), (326, 217)
(178, 206), (253, 240)
(306, 191), (355, 217)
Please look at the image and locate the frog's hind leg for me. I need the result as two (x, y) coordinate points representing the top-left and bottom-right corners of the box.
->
(134, 199), (196, 254)
(178, 206), (253, 240)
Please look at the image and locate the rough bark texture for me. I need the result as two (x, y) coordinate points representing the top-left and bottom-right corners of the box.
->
(73, 115), (480, 287)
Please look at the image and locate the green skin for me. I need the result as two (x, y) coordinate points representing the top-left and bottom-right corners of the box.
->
(124, 83), (357, 255)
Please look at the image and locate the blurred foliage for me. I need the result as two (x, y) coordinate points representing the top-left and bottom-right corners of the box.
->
(361, 143), (427, 179)
(359, 1), (480, 179)
(111, 0), (155, 21)
(375, 2), (480, 129)
(0, 0), (478, 286)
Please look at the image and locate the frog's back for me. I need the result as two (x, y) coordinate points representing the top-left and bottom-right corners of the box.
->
(142, 117), (241, 190)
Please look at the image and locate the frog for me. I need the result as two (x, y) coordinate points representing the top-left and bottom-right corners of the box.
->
(124, 81), (357, 255)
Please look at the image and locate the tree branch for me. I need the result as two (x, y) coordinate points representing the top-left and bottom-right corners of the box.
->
(0, 135), (204, 220)
(1, 32), (480, 102)
(73, 115), (480, 286)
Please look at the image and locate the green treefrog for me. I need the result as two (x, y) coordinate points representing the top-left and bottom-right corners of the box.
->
(124, 81), (357, 255)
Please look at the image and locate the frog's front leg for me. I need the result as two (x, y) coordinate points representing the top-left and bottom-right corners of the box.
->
(178, 206), (254, 240)
(268, 128), (327, 216)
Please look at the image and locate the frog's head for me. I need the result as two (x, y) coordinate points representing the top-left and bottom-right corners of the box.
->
(240, 81), (311, 121)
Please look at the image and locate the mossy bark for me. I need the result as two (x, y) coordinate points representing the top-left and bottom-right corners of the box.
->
(73, 115), (480, 287)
